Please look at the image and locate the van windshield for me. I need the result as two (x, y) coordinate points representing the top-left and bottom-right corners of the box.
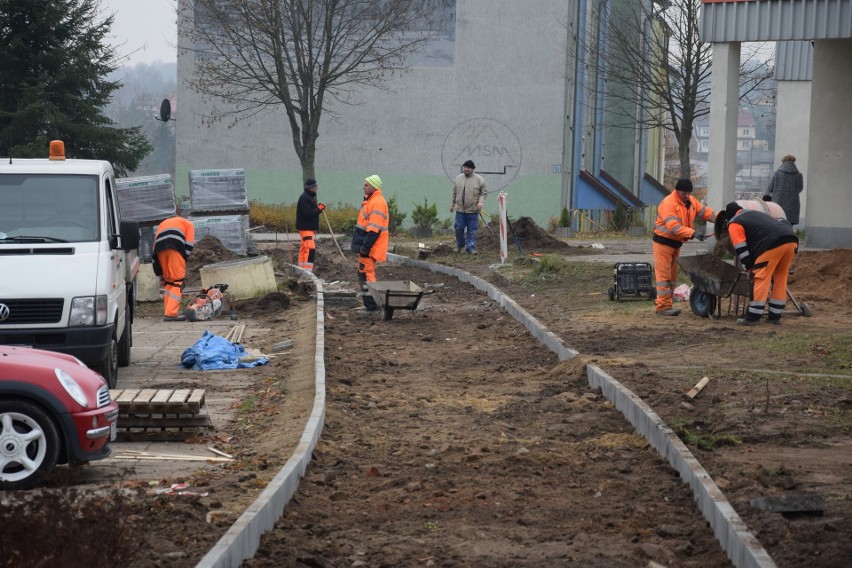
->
(0, 174), (99, 242)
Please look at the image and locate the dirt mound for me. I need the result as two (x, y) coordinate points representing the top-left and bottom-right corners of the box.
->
(473, 216), (598, 255)
(790, 248), (852, 304)
(185, 236), (241, 287)
(234, 292), (291, 317)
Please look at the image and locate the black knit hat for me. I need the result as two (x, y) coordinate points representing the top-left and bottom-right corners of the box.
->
(463, 160), (475, 169)
(674, 178), (693, 192)
(725, 201), (743, 221)
(304, 178), (317, 189)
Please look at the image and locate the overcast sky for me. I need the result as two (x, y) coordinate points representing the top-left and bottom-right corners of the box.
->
(103, 0), (177, 66)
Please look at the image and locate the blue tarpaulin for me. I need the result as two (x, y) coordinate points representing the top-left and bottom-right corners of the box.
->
(181, 330), (269, 371)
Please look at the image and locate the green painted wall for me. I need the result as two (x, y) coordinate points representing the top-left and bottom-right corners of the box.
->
(177, 167), (562, 229)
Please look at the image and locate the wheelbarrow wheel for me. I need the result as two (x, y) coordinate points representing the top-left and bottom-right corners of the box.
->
(690, 290), (716, 317)
(800, 303), (812, 317)
(382, 306), (394, 321)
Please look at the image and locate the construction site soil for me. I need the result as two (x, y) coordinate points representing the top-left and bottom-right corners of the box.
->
(2, 222), (850, 568)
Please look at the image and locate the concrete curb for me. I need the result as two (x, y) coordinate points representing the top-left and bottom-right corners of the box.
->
(196, 266), (326, 568)
(586, 365), (776, 568)
(197, 255), (775, 568)
(388, 253), (776, 568)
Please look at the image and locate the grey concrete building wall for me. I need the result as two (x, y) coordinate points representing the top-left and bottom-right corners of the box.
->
(176, 0), (572, 226)
(774, 80), (811, 226)
(806, 39), (852, 248)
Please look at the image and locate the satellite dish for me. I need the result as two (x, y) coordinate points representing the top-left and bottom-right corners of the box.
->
(158, 98), (172, 122)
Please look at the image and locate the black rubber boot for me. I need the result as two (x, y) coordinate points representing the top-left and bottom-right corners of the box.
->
(358, 272), (380, 311)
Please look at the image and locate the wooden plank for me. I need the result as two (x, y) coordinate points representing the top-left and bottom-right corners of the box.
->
(187, 389), (206, 411)
(112, 430), (199, 443)
(169, 389), (192, 404)
(113, 389), (139, 404)
(112, 388), (206, 414)
(116, 415), (212, 429)
(686, 376), (710, 400)
(132, 389), (159, 405)
(150, 390), (174, 405)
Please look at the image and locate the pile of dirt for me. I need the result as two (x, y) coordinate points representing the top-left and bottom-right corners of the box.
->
(185, 236), (241, 288)
(476, 216), (573, 252)
(234, 292), (291, 318)
(790, 248), (852, 304)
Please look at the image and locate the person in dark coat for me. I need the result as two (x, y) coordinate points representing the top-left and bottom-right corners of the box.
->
(296, 178), (325, 272)
(764, 154), (804, 225)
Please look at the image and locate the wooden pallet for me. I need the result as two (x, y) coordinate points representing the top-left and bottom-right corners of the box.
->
(109, 388), (211, 442)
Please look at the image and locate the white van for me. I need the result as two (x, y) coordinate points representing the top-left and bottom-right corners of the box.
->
(0, 141), (140, 387)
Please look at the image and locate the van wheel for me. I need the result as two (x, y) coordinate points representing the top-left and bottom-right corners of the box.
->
(0, 401), (60, 490)
(93, 337), (118, 388)
(117, 311), (131, 368)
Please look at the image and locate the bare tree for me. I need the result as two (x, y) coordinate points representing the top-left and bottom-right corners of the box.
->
(180, 0), (436, 181)
(589, 0), (774, 181)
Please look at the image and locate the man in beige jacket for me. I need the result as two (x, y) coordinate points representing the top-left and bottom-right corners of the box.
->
(450, 160), (487, 254)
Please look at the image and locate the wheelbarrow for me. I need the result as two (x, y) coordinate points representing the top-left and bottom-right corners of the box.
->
(366, 280), (433, 321)
(677, 254), (811, 319)
(677, 254), (751, 319)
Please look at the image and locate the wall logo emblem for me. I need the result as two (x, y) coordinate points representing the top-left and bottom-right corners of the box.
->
(441, 118), (522, 192)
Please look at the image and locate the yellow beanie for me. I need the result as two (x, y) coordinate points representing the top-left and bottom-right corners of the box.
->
(365, 175), (382, 190)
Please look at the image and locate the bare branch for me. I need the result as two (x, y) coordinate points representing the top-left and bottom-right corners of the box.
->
(181, 0), (438, 178)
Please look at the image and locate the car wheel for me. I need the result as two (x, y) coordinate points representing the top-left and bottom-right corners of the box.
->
(117, 310), (131, 368)
(93, 336), (118, 388)
(690, 290), (717, 317)
(0, 400), (61, 490)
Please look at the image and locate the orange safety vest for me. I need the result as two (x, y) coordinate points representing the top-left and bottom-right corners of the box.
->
(653, 192), (715, 246)
(355, 189), (389, 261)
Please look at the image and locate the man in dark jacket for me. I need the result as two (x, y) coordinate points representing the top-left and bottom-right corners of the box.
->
(764, 154), (804, 225)
(296, 178), (325, 272)
(725, 202), (799, 326)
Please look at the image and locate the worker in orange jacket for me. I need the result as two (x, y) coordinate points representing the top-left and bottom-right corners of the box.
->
(724, 202), (799, 326)
(652, 179), (717, 316)
(153, 215), (195, 321)
(350, 175), (389, 312)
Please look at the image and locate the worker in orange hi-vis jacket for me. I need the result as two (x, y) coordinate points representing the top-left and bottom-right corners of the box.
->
(350, 175), (389, 312)
(296, 178), (325, 272)
(652, 178), (718, 316)
(724, 201), (799, 326)
(153, 215), (195, 321)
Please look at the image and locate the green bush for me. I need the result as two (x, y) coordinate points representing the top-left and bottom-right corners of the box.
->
(411, 198), (439, 230)
(612, 200), (628, 232)
(559, 207), (571, 227)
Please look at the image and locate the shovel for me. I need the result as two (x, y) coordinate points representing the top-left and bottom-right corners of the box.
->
(478, 211), (495, 238)
(507, 216), (523, 254)
(322, 209), (348, 263)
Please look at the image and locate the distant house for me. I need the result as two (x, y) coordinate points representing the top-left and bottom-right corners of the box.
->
(693, 109), (760, 158)
(692, 108), (772, 196)
(736, 109), (756, 151)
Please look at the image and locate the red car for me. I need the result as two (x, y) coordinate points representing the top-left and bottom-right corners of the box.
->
(0, 345), (118, 489)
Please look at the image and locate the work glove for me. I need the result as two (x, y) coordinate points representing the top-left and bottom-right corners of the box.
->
(359, 231), (378, 258)
(318, 203), (326, 211)
(762, 194), (772, 202)
(693, 232), (706, 242)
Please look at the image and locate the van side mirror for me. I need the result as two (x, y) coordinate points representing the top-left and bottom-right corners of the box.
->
(112, 220), (140, 250)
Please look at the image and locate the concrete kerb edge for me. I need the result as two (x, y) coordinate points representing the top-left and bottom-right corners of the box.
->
(389, 253), (776, 568)
(196, 265), (326, 568)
